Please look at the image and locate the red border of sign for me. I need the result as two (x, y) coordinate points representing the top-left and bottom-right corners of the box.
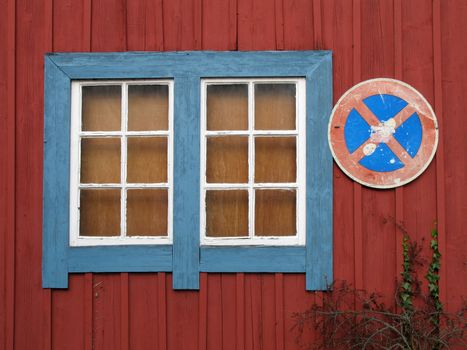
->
(328, 78), (438, 189)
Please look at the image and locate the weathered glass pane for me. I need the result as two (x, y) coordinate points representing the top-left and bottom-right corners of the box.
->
(255, 84), (296, 130)
(207, 84), (248, 130)
(255, 189), (296, 236)
(255, 137), (296, 183)
(80, 189), (121, 236)
(207, 136), (248, 183)
(206, 190), (248, 237)
(82, 85), (121, 131)
(128, 84), (169, 131)
(81, 138), (121, 183)
(127, 137), (167, 183)
(127, 189), (168, 236)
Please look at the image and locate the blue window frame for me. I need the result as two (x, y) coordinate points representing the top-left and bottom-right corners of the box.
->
(43, 51), (333, 291)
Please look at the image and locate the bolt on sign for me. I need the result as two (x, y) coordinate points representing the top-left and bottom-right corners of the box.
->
(328, 78), (438, 189)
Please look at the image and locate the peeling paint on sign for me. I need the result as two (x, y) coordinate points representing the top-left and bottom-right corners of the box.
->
(328, 78), (438, 189)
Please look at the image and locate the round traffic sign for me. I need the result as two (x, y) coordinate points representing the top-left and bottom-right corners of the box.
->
(328, 78), (438, 189)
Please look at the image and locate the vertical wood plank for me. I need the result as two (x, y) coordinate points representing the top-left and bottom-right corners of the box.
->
(126, 0), (164, 51)
(166, 274), (198, 350)
(352, 0), (364, 293)
(282, 0), (314, 50)
(52, 276), (87, 350)
(360, 0), (396, 302)
(158, 273), (168, 350)
(84, 273), (93, 350)
(83, 0), (91, 51)
(321, 0), (355, 286)
(202, 0), (237, 50)
(313, 0), (323, 49)
(238, 0), (276, 50)
(261, 275), (276, 350)
(244, 275), (262, 350)
(401, 0), (437, 297)
(433, 0), (447, 307)
(92, 275), (121, 350)
(394, 0), (404, 288)
(120, 273), (129, 350)
(91, 0), (126, 51)
(221, 274), (237, 350)
(53, 0), (85, 52)
(236, 273), (245, 350)
(15, 0), (51, 347)
(128, 274), (159, 349)
(198, 273), (208, 350)
(0, 0), (16, 348)
(283, 275), (315, 348)
(439, 0), (467, 310)
(274, 274), (284, 350)
(206, 274), (222, 350)
(274, 0), (284, 50)
(163, 0), (200, 51)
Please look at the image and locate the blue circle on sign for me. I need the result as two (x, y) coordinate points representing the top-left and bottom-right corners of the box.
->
(344, 94), (423, 172)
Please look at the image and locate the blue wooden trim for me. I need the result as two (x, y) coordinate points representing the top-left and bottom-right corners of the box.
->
(48, 51), (328, 80)
(43, 57), (71, 288)
(200, 247), (305, 272)
(68, 246), (172, 272)
(43, 51), (333, 291)
(172, 76), (200, 290)
(306, 54), (333, 291)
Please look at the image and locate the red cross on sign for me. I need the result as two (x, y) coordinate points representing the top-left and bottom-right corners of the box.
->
(328, 78), (438, 189)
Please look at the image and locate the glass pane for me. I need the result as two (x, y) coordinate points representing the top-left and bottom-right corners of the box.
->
(206, 190), (248, 237)
(255, 189), (296, 236)
(128, 85), (168, 131)
(127, 137), (167, 183)
(80, 189), (120, 236)
(255, 137), (296, 183)
(82, 85), (121, 131)
(207, 84), (248, 130)
(127, 189), (168, 236)
(81, 138), (121, 183)
(255, 84), (296, 130)
(206, 136), (248, 183)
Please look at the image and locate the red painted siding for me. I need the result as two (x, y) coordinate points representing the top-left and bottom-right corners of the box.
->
(1, 0), (466, 349)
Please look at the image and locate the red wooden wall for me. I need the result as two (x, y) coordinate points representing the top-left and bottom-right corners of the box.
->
(1, 0), (466, 349)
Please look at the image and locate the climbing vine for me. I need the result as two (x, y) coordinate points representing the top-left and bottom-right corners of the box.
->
(400, 234), (414, 313)
(293, 225), (466, 350)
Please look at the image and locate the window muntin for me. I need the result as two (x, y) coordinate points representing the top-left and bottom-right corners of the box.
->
(69, 80), (174, 246)
(43, 51), (332, 290)
(200, 78), (306, 246)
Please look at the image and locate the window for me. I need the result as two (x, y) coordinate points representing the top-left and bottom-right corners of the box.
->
(43, 51), (332, 291)
(69, 81), (173, 246)
(200, 79), (306, 245)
